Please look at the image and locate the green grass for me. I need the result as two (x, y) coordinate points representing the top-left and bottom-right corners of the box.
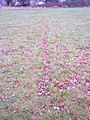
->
(0, 8), (90, 120)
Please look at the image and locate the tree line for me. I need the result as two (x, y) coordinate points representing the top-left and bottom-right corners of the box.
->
(0, 0), (90, 7)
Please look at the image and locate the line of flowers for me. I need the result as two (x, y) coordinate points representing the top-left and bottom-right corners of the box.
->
(37, 23), (53, 96)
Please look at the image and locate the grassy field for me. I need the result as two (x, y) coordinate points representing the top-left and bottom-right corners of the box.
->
(0, 8), (90, 120)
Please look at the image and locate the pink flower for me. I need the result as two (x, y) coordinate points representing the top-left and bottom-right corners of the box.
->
(25, 93), (31, 99)
(14, 84), (19, 88)
(1, 95), (8, 102)
(86, 91), (90, 96)
(38, 92), (43, 96)
(72, 98), (78, 102)
(54, 106), (61, 110)
(48, 110), (51, 113)
(13, 109), (18, 113)
(12, 93), (16, 97)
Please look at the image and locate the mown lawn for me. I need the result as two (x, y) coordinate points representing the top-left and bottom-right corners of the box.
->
(0, 8), (90, 120)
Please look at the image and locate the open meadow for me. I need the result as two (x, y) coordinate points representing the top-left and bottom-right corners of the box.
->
(0, 8), (90, 120)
